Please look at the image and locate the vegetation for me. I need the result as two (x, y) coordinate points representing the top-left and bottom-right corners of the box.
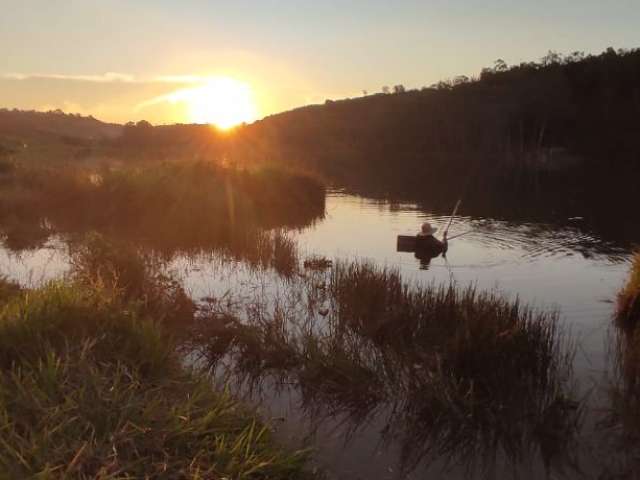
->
(599, 253), (640, 476)
(0, 275), (20, 303)
(0, 273), (314, 478)
(617, 252), (640, 330)
(0, 160), (324, 259)
(191, 260), (579, 474)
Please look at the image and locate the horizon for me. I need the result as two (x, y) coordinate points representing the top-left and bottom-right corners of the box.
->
(2, 0), (639, 127)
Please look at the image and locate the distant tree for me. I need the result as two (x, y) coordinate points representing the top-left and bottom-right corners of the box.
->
(453, 75), (470, 86)
(362, 90), (368, 96)
(382, 86), (390, 94)
(567, 51), (585, 63)
(541, 50), (562, 66)
(122, 120), (154, 146)
(494, 59), (508, 72)
(393, 84), (406, 94)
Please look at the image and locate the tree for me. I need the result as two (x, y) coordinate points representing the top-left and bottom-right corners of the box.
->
(381, 86), (390, 94)
(494, 59), (508, 72)
(393, 84), (406, 94)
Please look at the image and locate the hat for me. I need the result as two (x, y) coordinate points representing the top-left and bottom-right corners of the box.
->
(421, 222), (438, 236)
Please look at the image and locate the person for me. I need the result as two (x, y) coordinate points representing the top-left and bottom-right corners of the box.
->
(415, 222), (447, 256)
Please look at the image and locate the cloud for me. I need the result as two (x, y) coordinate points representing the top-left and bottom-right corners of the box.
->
(0, 72), (212, 85)
(1, 72), (136, 83)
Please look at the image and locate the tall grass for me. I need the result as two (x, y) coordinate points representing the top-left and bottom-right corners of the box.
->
(0, 160), (325, 257)
(70, 232), (196, 327)
(601, 253), (640, 476)
(191, 260), (579, 474)
(0, 275), (21, 303)
(617, 252), (640, 330)
(0, 281), (315, 479)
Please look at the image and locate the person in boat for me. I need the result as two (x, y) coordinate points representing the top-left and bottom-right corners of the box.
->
(416, 222), (447, 256)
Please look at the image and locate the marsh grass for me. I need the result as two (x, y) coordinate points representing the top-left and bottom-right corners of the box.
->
(0, 275), (21, 303)
(69, 232), (196, 327)
(0, 281), (315, 479)
(601, 255), (640, 476)
(617, 252), (640, 330)
(192, 260), (579, 474)
(0, 160), (325, 257)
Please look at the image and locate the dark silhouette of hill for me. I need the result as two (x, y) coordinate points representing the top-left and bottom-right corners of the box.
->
(0, 109), (121, 144)
(239, 47), (640, 195)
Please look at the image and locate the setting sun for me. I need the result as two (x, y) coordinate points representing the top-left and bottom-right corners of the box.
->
(164, 77), (258, 129)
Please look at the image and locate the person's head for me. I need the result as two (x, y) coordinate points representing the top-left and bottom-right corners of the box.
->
(421, 222), (438, 236)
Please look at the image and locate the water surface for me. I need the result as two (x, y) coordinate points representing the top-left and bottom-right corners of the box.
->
(0, 191), (634, 478)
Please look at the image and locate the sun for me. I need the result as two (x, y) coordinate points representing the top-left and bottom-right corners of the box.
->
(176, 77), (258, 129)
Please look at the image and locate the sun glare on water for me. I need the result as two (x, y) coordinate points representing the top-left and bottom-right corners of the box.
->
(172, 77), (258, 129)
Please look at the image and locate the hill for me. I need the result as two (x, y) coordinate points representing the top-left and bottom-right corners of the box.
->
(0, 109), (122, 145)
(240, 47), (640, 194)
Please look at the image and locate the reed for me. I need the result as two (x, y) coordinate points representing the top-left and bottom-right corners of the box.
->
(0, 275), (21, 303)
(601, 254), (640, 475)
(192, 259), (579, 474)
(617, 252), (640, 330)
(69, 232), (196, 327)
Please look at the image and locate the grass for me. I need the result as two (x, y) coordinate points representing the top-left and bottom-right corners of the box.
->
(0, 275), (21, 304)
(191, 259), (579, 475)
(0, 160), (325, 258)
(70, 232), (196, 327)
(601, 253), (640, 476)
(617, 252), (640, 330)
(0, 280), (315, 479)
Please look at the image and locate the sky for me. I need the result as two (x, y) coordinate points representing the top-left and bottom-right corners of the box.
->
(1, 0), (639, 125)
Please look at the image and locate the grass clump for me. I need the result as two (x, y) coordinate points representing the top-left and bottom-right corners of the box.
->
(617, 252), (640, 330)
(0, 281), (314, 479)
(193, 260), (578, 474)
(70, 232), (196, 327)
(0, 275), (21, 304)
(601, 253), (640, 476)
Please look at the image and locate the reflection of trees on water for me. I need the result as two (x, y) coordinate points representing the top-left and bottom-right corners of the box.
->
(190, 261), (582, 477)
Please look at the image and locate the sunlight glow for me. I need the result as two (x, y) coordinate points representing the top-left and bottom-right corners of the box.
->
(164, 77), (258, 129)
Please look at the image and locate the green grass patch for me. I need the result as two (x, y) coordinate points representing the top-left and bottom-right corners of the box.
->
(0, 282), (315, 479)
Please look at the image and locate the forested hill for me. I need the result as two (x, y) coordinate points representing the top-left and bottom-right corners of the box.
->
(0, 109), (121, 143)
(238, 47), (640, 192)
